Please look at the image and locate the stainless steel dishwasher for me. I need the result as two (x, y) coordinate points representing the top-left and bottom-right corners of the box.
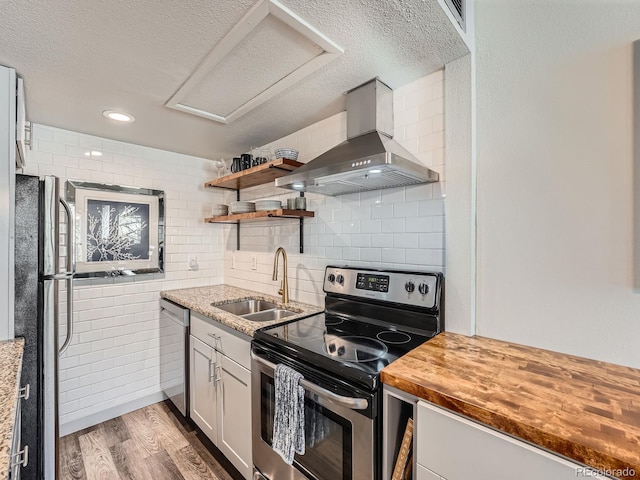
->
(160, 298), (190, 417)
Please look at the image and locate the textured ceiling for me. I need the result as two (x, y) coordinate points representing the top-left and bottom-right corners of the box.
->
(0, 0), (468, 160)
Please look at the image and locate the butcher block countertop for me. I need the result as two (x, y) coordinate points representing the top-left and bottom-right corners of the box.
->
(381, 332), (640, 479)
(0, 338), (24, 479)
(160, 284), (322, 337)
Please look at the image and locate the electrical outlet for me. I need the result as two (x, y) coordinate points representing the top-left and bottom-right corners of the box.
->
(231, 253), (236, 269)
(251, 255), (258, 271)
(188, 256), (199, 271)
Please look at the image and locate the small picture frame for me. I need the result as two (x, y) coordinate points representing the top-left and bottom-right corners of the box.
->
(65, 180), (165, 278)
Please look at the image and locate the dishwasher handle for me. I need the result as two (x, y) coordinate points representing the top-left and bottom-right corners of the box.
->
(160, 299), (190, 327)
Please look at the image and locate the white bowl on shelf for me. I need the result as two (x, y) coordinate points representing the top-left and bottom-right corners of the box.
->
(230, 201), (256, 214)
(255, 200), (282, 211)
(275, 148), (299, 160)
(211, 204), (229, 216)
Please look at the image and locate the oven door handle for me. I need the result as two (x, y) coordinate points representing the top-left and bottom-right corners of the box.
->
(251, 352), (369, 410)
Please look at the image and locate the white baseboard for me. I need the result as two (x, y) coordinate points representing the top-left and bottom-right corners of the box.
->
(59, 391), (167, 436)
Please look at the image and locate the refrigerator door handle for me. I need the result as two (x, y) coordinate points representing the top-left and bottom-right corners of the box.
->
(59, 197), (75, 355)
(58, 277), (73, 355)
(59, 197), (75, 274)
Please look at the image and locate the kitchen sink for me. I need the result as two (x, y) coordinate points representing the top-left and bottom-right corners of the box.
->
(213, 298), (298, 322)
(214, 299), (279, 316)
(240, 309), (297, 322)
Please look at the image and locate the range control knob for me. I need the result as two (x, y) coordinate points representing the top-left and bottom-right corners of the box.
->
(328, 343), (336, 353)
(405, 281), (415, 293)
(418, 283), (430, 295)
(337, 346), (345, 356)
(328, 273), (336, 283)
(336, 274), (345, 285)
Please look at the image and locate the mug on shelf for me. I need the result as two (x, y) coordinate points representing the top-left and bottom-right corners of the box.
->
(231, 157), (242, 173)
(295, 197), (307, 210)
(241, 153), (252, 170)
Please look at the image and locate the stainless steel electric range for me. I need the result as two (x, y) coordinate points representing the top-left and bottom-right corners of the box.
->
(251, 266), (444, 480)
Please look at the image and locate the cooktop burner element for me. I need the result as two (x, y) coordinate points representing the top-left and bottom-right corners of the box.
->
(323, 335), (388, 363)
(324, 317), (344, 326)
(376, 330), (412, 345)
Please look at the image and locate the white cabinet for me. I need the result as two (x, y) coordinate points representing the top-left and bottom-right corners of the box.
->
(415, 401), (610, 480)
(416, 464), (444, 480)
(189, 335), (218, 440)
(217, 353), (252, 476)
(189, 312), (252, 480)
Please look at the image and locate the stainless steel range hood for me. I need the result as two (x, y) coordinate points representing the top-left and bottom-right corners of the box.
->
(275, 78), (439, 196)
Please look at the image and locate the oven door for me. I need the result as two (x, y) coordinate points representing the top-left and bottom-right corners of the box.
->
(251, 345), (376, 480)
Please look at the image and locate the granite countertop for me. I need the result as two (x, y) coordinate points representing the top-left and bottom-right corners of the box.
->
(0, 338), (24, 479)
(160, 284), (323, 337)
(381, 332), (640, 480)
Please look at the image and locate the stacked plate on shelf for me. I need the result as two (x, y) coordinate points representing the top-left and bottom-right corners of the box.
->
(255, 200), (282, 211)
(230, 201), (256, 214)
(275, 148), (299, 160)
(211, 204), (229, 216)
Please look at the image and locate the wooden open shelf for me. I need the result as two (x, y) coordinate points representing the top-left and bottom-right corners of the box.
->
(205, 209), (314, 223)
(204, 158), (303, 190)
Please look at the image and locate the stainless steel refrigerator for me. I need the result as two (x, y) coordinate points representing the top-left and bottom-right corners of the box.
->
(15, 174), (75, 480)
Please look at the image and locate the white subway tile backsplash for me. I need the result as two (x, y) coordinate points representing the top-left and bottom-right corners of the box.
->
(371, 204), (394, 219)
(360, 248), (382, 262)
(359, 219), (382, 234)
(381, 218), (406, 233)
(371, 234), (394, 248)
(381, 248), (406, 264)
(419, 233), (446, 249)
(393, 233), (419, 249)
(405, 217), (434, 233)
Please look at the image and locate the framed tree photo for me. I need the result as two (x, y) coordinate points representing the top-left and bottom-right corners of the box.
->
(66, 180), (165, 278)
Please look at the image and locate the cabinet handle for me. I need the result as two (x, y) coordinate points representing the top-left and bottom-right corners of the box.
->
(214, 365), (222, 385)
(209, 360), (216, 382)
(207, 333), (220, 349)
(19, 384), (30, 400)
(12, 445), (28, 468)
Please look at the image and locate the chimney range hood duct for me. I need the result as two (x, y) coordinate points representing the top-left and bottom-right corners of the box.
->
(275, 78), (439, 196)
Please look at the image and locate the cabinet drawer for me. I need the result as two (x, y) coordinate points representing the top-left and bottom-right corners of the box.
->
(191, 312), (251, 369)
(416, 401), (608, 480)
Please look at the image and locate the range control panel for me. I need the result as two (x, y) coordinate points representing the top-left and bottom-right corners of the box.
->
(323, 266), (441, 310)
(356, 273), (389, 292)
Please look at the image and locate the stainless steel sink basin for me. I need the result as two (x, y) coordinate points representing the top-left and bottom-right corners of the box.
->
(214, 299), (279, 316)
(241, 309), (297, 322)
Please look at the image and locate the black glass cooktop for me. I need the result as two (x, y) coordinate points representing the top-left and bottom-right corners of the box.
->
(253, 312), (437, 391)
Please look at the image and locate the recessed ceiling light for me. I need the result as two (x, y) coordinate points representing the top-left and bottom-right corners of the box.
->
(103, 110), (135, 123)
(369, 169), (382, 174)
(292, 183), (305, 189)
(84, 150), (103, 157)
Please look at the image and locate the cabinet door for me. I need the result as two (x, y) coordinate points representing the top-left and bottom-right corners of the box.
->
(190, 335), (217, 443)
(217, 354), (252, 479)
(416, 401), (608, 480)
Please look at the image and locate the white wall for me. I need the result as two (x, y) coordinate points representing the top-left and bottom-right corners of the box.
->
(22, 125), (225, 432)
(475, 1), (640, 368)
(223, 71), (447, 307)
(444, 54), (475, 336)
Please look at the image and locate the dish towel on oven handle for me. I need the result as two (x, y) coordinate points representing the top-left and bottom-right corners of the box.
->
(272, 363), (306, 464)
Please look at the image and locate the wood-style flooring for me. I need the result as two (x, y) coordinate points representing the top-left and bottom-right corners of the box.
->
(60, 401), (239, 480)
